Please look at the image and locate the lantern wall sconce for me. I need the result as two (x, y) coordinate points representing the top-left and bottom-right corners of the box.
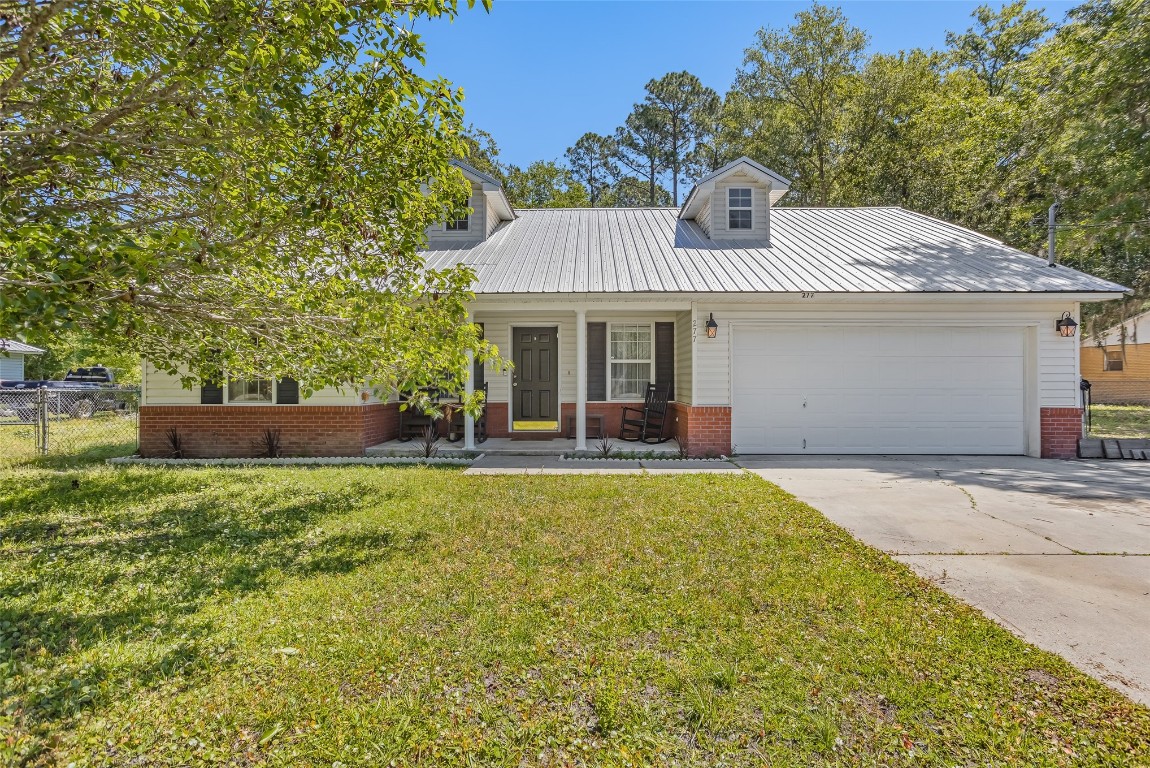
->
(705, 313), (718, 339)
(1055, 311), (1078, 338)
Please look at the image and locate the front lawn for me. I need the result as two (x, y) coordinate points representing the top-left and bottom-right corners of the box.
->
(1, 466), (1146, 766)
(1089, 404), (1150, 438)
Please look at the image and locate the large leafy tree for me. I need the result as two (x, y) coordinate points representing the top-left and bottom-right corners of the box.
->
(642, 71), (720, 205)
(1, 0), (493, 398)
(564, 132), (618, 207)
(504, 160), (589, 208)
(945, 0), (1053, 96)
(731, 3), (867, 206)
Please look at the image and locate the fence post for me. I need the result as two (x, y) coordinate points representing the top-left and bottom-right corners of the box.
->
(37, 385), (49, 455)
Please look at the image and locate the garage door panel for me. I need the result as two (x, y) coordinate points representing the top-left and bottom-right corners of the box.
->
(732, 325), (1026, 455)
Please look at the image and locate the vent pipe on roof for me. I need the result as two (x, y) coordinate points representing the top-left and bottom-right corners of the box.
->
(1047, 202), (1060, 267)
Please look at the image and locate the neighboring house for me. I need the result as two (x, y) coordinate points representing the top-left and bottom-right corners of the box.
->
(1081, 310), (1150, 404)
(138, 158), (1127, 459)
(0, 340), (46, 381)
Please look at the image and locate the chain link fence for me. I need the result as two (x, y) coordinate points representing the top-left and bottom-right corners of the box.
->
(0, 386), (139, 467)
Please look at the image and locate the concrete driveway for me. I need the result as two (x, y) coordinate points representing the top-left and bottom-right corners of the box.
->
(739, 455), (1150, 705)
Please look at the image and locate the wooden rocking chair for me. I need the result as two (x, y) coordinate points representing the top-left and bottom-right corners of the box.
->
(619, 382), (672, 444)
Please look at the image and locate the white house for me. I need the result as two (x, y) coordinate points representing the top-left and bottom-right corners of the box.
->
(0, 340), (46, 381)
(139, 158), (1127, 458)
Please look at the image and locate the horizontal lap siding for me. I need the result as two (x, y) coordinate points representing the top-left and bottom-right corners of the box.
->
(694, 301), (1081, 410)
(711, 172), (770, 240)
(1081, 344), (1150, 404)
(675, 310), (693, 405)
(143, 363), (360, 406)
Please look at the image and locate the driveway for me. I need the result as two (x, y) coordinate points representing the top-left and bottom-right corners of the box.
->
(738, 455), (1150, 705)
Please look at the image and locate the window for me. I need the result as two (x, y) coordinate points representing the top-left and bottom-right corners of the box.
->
(227, 379), (273, 403)
(728, 187), (752, 230)
(1104, 349), (1125, 371)
(609, 323), (653, 400)
(445, 198), (470, 231)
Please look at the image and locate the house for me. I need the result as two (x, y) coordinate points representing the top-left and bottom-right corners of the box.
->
(1081, 309), (1150, 404)
(138, 158), (1127, 459)
(0, 339), (46, 381)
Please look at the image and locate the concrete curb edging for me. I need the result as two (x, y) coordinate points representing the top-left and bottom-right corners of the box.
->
(560, 454), (729, 462)
(107, 454), (481, 467)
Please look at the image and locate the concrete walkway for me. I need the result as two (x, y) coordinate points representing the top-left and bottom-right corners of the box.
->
(464, 454), (742, 474)
(739, 455), (1150, 705)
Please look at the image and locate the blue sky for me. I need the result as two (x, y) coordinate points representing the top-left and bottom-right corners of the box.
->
(414, 1), (1075, 169)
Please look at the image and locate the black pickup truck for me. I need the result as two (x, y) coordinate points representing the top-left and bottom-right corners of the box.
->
(0, 367), (131, 419)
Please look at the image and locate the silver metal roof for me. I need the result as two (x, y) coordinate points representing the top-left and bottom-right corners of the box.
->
(0, 340), (46, 354)
(421, 206), (1128, 295)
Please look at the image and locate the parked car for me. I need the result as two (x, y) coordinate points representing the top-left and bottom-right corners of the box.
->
(0, 367), (131, 420)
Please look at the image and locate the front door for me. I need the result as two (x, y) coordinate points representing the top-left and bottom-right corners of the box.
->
(512, 326), (559, 430)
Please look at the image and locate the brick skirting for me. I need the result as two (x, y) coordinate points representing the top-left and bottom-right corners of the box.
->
(139, 403), (400, 458)
(669, 403), (732, 457)
(1040, 407), (1083, 459)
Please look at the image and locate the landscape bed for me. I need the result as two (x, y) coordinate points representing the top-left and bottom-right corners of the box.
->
(0, 464), (1147, 766)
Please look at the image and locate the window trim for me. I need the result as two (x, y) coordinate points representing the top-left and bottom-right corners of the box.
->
(606, 322), (655, 402)
(728, 186), (753, 230)
(224, 377), (277, 405)
(1103, 349), (1125, 372)
(445, 198), (471, 232)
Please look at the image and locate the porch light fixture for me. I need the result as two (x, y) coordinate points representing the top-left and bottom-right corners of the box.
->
(705, 313), (718, 339)
(1055, 311), (1078, 338)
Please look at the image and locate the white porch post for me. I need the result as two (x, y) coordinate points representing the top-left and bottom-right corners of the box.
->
(464, 310), (476, 451)
(575, 309), (588, 451)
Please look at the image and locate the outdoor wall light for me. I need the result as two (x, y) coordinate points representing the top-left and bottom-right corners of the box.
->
(1055, 311), (1078, 338)
(705, 313), (718, 339)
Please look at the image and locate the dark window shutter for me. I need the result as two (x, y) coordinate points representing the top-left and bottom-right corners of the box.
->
(473, 323), (486, 390)
(200, 381), (223, 404)
(587, 322), (607, 401)
(276, 378), (300, 405)
(655, 322), (675, 401)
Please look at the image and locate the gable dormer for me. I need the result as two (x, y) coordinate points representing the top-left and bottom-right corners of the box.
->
(426, 160), (515, 244)
(678, 157), (790, 243)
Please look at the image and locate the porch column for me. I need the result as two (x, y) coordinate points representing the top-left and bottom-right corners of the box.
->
(464, 311), (476, 451)
(575, 308), (588, 451)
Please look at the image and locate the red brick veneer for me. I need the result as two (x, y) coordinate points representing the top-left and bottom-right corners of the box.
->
(139, 403), (400, 458)
(669, 403), (732, 457)
(1040, 406), (1083, 459)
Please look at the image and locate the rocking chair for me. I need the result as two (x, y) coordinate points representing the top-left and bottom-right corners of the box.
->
(447, 382), (489, 444)
(619, 382), (672, 444)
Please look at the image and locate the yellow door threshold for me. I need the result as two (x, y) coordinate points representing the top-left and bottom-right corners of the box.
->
(512, 420), (559, 431)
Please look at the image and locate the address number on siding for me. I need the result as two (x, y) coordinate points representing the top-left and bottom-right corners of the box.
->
(801, 292), (816, 299)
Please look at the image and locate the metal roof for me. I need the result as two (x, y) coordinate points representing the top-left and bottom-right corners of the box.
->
(0, 340), (46, 354)
(421, 206), (1128, 295)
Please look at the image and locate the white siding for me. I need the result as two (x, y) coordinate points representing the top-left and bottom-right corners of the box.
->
(674, 310), (693, 404)
(484, 193), (502, 238)
(426, 181), (487, 245)
(709, 171), (770, 240)
(0, 354), (26, 380)
(696, 199), (712, 237)
(142, 363), (359, 406)
(693, 300), (1082, 410)
(475, 311), (681, 413)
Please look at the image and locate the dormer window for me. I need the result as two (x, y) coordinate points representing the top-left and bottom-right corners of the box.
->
(729, 188), (752, 229)
(446, 199), (470, 231)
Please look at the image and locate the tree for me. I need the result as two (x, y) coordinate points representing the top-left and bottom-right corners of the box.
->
(504, 161), (590, 208)
(732, 4), (868, 206)
(613, 105), (669, 206)
(459, 125), (506, 181)
(642, 71), (720, 205)
(0, 0), (494, 402)
(564, 132), (618, 207)
(945, 1), (1053, 96)
(600, 177), (673, 208)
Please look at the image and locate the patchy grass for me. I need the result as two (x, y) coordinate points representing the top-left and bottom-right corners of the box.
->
(1089, 404), (1150, 438)
(0, 413), (137, 469)
(0, 465), (1147, 767)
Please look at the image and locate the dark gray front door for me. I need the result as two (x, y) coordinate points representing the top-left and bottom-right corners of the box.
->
(512, 327), (558, 427)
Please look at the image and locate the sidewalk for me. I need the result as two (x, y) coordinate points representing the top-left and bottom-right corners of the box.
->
(464, 454), (742, 475)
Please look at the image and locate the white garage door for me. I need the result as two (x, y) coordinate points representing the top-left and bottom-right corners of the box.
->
(732, 325), (1026, 454)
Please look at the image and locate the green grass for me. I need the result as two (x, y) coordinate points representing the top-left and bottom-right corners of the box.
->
(1089, 404), (1150, 439)
(1, 465), (1147, 766)
(0, 413), (137, 469)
